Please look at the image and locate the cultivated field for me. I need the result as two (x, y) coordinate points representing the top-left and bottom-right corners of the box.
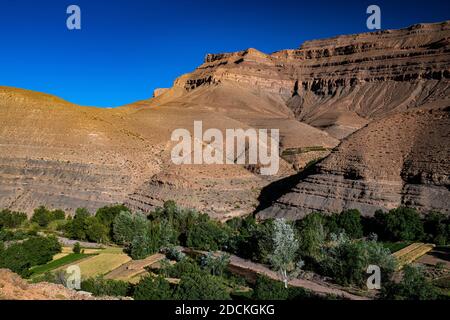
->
(104, 253), (165, 283)
(393, 243), (436, 269)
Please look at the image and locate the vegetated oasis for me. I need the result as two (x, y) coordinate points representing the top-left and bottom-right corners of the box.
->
(0, 200), (449, 300)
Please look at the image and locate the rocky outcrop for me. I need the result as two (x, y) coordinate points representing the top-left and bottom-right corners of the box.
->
(1, 21), (449, 219)
(258, 106), (450, 219)
(174, 21), (450, 138)
(153, 88), (169, 98)
(0, 269), (119, 300)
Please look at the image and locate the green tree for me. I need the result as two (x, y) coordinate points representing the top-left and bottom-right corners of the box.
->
(268, 219), (302, 288)
(85, 216), (108, 243)
(159, 219), (179, 248)
(31, 206), (53, 227)
(336, 209), (364, 239)
(381, 265), (438, 300)
(378, 207), (425, 241)
(51, 209), (66, 221)
(113, 211), (149, 245)
(81, 277), (131, 297)
(130, 233), (155, 260)
(423, 211), (449, 245)
(133, 275), (173, 300)
(297, 212), (326, 262)
(95, 204), (129, 238)
(0, 209), (27, 229)
(200, 252), (230, 277)
(186, 216), (229, 251)
(321, 235), (396, 287)
(0, 235), (61, 277)
(252, 275), (289, 300)
(73, 242), (81, 254)
(64, 208), (91, 240)
(174, 272), (230, 300)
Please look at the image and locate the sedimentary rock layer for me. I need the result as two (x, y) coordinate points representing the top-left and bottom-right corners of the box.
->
(258, 106), (450, 219)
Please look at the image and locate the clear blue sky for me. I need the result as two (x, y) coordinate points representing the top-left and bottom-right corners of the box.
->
(1, 0), (449, 107)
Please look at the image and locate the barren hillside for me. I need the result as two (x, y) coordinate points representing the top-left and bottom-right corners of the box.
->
(258, 105), (450, 219)
(0, 21), (449, 218)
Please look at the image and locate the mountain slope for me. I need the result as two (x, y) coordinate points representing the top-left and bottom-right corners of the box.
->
(0, 21), (449, 218)
(258, 105), (450, 219)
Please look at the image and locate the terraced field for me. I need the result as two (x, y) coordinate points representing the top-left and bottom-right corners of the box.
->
(104, 253), (165, 283)
(64, 253), (132, 279)
(393, 243), (436, 270)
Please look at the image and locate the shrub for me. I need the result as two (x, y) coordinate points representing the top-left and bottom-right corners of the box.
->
(252, 275), (288, 300)
(374, 207), (425, 241)
(174, 272), (231, 300)
(186, 216), (229, 251)
(30, 206), (53, 227)
(381, 265), (438, 300)
(133, 275), (172, 300)
(0, 209), (27, 229)
(297, 212), (326, 262)
(95, 204), (129, 238)
(73, 242), (81, 254)
(113, 211), (149, 245)
(321, 235), (396, 287)
(81, 277), (131, 297)
(0, 235), (61, 277)
(423, 211), (449, 245)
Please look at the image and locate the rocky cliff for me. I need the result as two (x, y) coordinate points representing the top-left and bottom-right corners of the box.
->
(0, 21), (449, 218)
(258, 105), (450, 219)
(174, 21), (450, 139)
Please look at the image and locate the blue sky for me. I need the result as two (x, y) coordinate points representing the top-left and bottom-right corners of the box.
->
(1, 0), (449, 107)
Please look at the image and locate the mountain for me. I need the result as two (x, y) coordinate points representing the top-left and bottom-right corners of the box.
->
(0, 21), (449, 218)
(258, 105), (450, 219)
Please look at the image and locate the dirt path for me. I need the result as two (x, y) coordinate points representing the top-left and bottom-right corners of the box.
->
(228, 255), (370, 300)
(183, 248), (370, 300)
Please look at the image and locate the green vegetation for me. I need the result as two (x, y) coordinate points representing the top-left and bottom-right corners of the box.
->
(381, 242), (411, 253)
(0, 209), (27, 229)
(64, 208), (108, 243)
(0, 235), (61, 277)
(268, 219), (302, 288)
(381, 265), (438, 300)
(73, 242), (81, 254)
(31, 206), (65, 227)
(30, 253), (93, 276)
(372, 207), (425, 242)
(0, 202), (448, 301)
(133, 275), (173, 300)
(320, 234), (396, 287)
(81, 276), (132, 297)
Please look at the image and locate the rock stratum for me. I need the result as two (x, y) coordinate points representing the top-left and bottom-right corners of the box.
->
(0, 269), (116, 300)
(258, 105), (450, 219)
(0, 21), (449, 218)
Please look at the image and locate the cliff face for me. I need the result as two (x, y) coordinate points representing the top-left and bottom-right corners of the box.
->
(175, 21), (450, 139)
(0, 21), (449, 218)
(258, 106), (450, 219)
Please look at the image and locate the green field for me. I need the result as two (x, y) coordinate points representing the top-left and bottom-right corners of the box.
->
(30, 253), (95, 276)
(381, 242), (411, 253)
